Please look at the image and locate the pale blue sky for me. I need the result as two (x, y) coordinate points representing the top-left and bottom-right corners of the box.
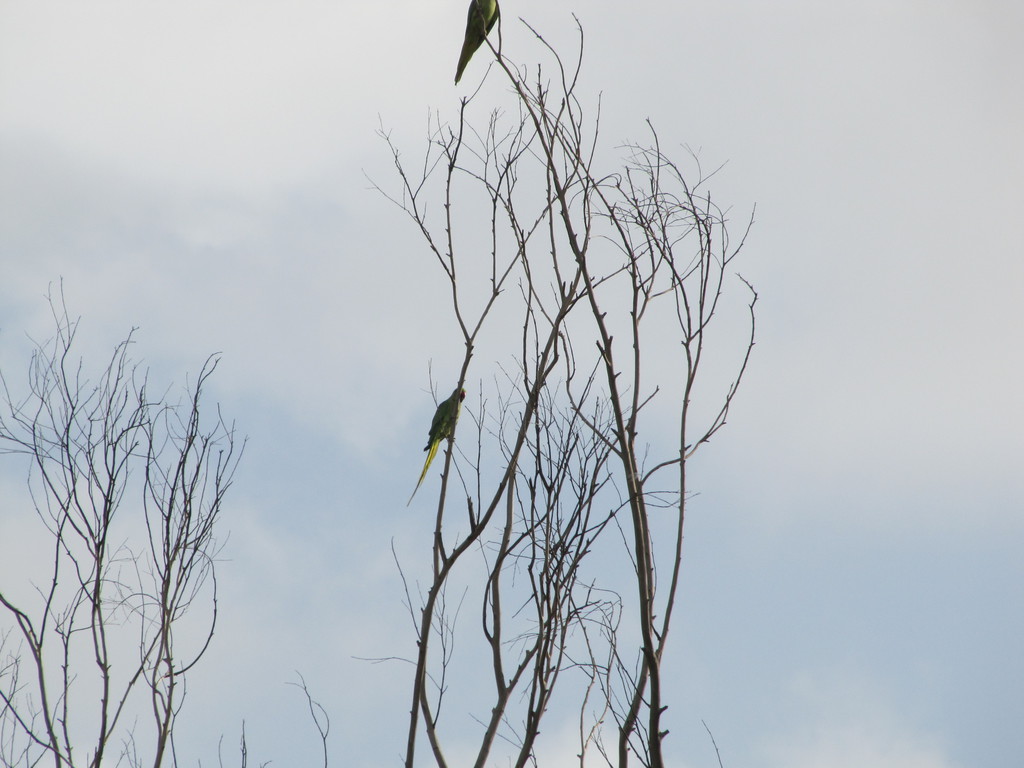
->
(1, 1), (1022, 766)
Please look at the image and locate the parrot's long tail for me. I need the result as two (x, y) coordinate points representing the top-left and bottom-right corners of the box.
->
(407, 440), (442, 506)
(454, 38), (480, 84)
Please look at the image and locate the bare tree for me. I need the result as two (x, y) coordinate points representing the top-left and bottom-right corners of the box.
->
(377, 18), (755, 768)
(0, 293), (242, 768)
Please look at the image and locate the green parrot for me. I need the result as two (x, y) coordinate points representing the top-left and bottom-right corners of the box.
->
(454, 0), (500, 84)
(408, 387), (466, 505)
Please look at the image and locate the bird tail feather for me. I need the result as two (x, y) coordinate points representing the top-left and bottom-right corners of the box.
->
(407, 439), (442, 505)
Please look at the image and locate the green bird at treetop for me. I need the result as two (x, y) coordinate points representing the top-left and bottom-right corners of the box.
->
(454, 0), (499, 84)
(408, 387), (466, 505)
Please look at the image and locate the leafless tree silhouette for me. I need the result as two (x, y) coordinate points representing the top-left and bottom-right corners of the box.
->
(0, 291), (242, 768)
(377, 17), (755, 768)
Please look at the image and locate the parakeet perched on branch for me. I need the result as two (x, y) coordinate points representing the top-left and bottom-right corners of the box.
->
(408, 387), (466, 505)
(455, 0), (499, 84)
